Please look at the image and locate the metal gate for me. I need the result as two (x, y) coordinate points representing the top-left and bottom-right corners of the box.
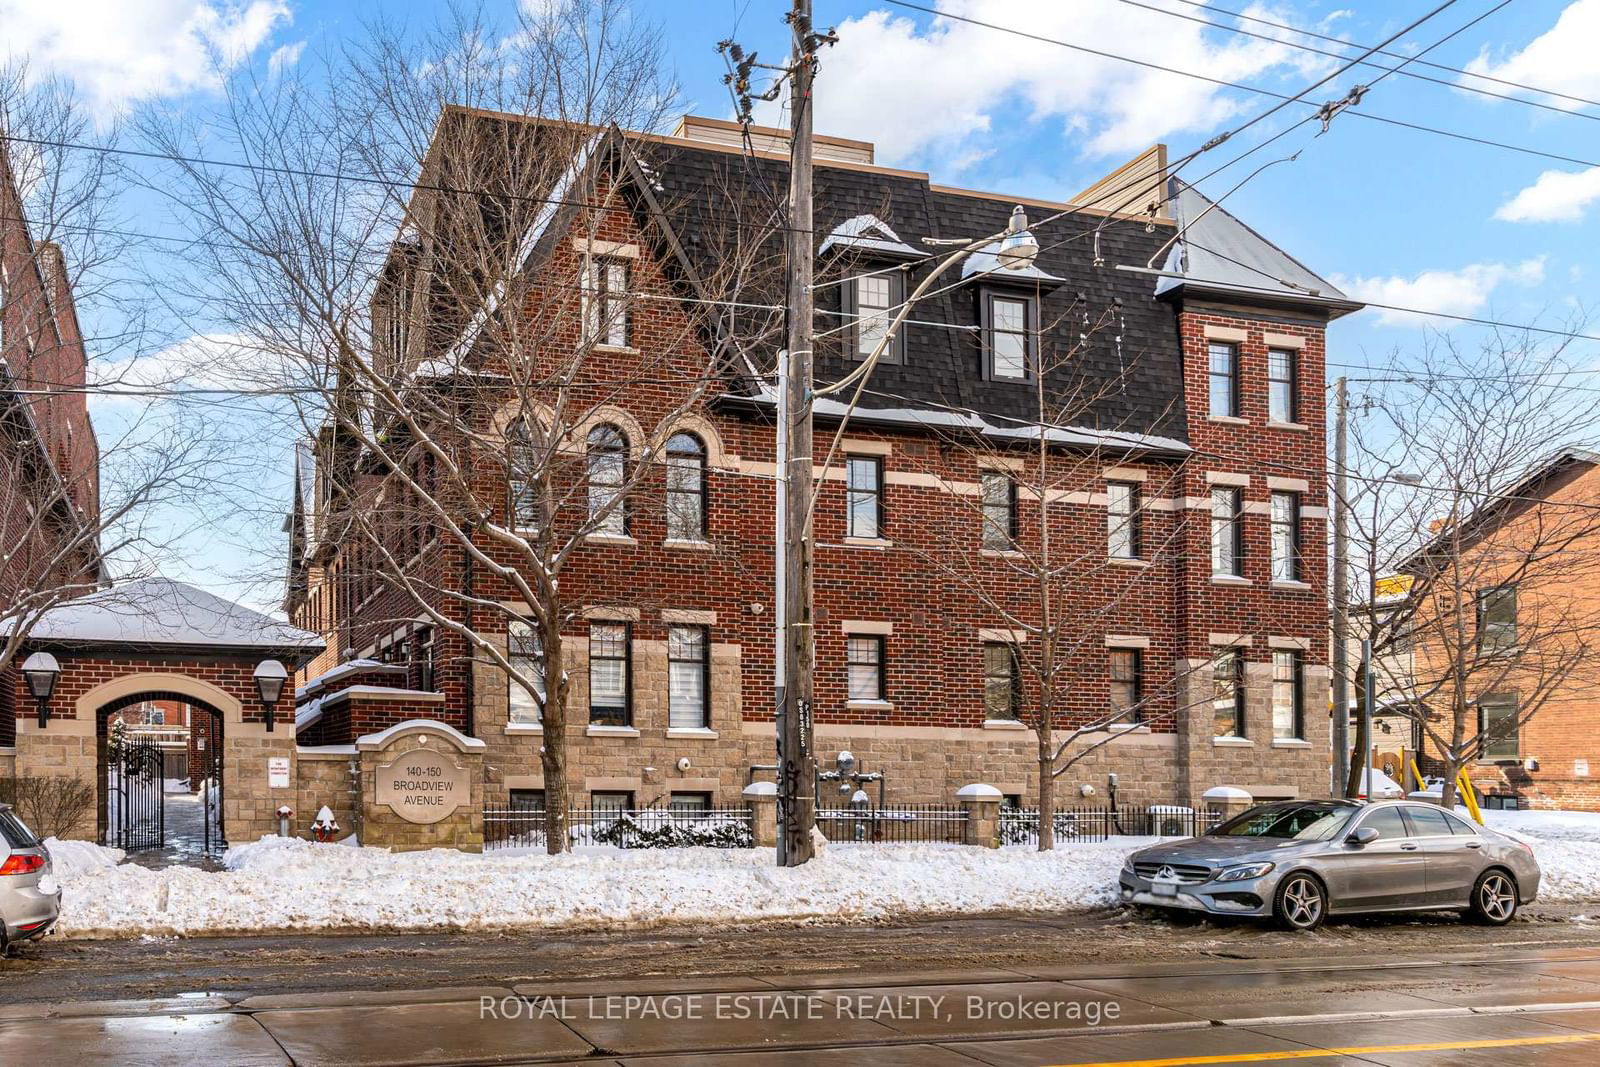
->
(112, 738), (166, 851)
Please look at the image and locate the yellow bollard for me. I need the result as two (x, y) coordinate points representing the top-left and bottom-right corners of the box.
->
(1457, 771), (1485, 825)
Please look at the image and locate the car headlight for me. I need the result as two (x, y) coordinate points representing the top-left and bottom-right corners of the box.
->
(1216, 862), (1274, 882)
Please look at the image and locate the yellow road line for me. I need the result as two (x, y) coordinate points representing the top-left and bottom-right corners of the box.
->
(1048, 1029), (1600, 1066)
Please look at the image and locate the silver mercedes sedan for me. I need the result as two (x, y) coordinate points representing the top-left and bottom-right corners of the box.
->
(1119, 799), (1541, 930)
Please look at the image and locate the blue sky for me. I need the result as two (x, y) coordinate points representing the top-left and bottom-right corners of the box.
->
(6, 0), (1598, 611)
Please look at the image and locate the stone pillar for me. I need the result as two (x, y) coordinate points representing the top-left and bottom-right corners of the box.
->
(1202, 785), (1254, 824)
(743, 781), (778, 849)
(956, 783), (1002, 848)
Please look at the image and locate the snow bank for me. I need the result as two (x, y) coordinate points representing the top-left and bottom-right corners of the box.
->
(1473, 808), (1600, 902)
(54, 837), (1157, 940)
(44, 838), (124, 879)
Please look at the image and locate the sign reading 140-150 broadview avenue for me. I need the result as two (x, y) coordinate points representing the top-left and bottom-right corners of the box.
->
(376, 748), (468, 824)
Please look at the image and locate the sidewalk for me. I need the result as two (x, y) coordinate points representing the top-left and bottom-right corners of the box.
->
(8, 948), (1600, 1065)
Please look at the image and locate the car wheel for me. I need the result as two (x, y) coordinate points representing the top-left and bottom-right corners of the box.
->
(1274, 872), (1327, 931)
(1469, 869), (1519, 925)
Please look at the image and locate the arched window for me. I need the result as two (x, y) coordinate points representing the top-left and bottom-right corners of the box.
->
(665, 432), (707, 540)
(507, 418), (543, 528)
(587, 424), (628, 535)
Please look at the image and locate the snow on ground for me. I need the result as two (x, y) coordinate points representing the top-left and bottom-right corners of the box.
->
(53, 837), (1160, 940)
(44, 806), (1600, 940)
(43, 838), (125, 879)
(1474, 807), (1600, 902)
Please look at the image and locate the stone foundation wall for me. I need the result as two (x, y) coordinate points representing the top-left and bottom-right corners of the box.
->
(0, 747), (15, 779)
(10, 716), (98, 840)
(223, 725), (300, 845)
(295, 747), (359, 840)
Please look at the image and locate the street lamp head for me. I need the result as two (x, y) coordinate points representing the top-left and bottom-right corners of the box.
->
(997, 204), (1039, 271)
(21, 651), (60, 729)
(254, 658), (288, 712)
(21, 651), (60, 703)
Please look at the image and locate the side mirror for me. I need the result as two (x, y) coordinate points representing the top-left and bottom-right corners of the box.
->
(1346, 826), (1380, 846)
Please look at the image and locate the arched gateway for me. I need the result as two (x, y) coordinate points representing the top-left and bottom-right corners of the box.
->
(2, 578), (323, 857)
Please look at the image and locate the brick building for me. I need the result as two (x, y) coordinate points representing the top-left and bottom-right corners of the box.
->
(286, 110), (1361, 816)
(1384, 452), (1600, 810)
(0, 136), (102, 756)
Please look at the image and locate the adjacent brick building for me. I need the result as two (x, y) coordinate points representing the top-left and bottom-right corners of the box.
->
(286, 110), (1361, 816)
(0, 137), (103, 762)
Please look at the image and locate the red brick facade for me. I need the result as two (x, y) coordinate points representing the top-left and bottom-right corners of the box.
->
(289, 115), (1345, 811)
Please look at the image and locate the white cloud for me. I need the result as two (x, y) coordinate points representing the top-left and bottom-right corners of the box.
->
(0, 0), (291, 118)
(267, 40), (306, 78)
(1462, 0), (1600, 110)
(754, 0), (1332, 169)
(1332, 258), (1547, 326)
(1495, 167), (1600, 223)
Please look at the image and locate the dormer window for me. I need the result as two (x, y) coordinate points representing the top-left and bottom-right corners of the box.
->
(981, 290), (1036, 381)
(843, 272), (905, 363)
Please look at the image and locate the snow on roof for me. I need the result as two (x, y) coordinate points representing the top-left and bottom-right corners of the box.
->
(296, 658), (406, 700)
(438, 130), (605, 366)
(743, 384), (1190, 456)
(1156, 179), (1356, 314)
(819, 214), (922, 259)
(23, 577), (324, 653)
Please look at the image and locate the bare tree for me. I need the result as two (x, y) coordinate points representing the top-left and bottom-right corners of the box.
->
(141, 1), (777, 852)
(884, 295), (1188, 850)
(1, 69), (219, 681)
(1344, 330), (1600, 807)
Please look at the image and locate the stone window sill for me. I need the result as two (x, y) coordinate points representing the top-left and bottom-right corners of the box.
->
(843, 536), (893, 549)
(1271, 580), (1312, 591)
(663, 538), (713, 551)
(592, 343), (639, 355)
(666, 727), (719, 739)
(587, 724), (640, 737)
(1266, 421), (1309, 432)
(1108, 556), (1149, 568)
(846, 699), (894, 712)
(1083, 724), (1152, 734)
(585, 533), (637, 547)
(1272, 738), (1312, 748)
(1207, 415), (1248, 426)
(982, 719), (1028, 731)
(1213, 736), (1254, 747)
(1210, 575), (1253, 587)
(980, 548), (1024, 559)
(504, 722), (543, 735)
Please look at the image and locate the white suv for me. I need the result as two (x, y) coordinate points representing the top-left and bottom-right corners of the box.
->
(0, 804), (60, 952)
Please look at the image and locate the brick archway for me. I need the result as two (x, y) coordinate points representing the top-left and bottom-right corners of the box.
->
(93, 686), (229, 853)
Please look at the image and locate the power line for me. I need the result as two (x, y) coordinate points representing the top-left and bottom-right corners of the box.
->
(1172, 237), (1600, 345)
(1167, 0), (1600, 110)
(879, 0), (1600, 171)
(1112, 0), (1595, 122)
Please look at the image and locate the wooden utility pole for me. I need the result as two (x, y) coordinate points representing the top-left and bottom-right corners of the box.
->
(777, 0), (821, 865)
(1330, 376), (1351, 797)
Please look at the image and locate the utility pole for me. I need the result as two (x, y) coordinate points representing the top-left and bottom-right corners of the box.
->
(1330, 377), (1351, 797)
(777, 0), (818, 867)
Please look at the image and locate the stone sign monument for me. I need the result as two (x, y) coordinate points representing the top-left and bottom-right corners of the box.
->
(354, 720), (485, 851)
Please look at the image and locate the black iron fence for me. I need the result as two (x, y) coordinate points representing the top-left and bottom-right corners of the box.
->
(816, 804), (968, 844)
(482, 807), (754, 852)
(999, 804), (1221, 847)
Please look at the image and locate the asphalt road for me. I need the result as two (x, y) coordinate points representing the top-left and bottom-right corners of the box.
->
(4, 900), (1600, 1004)
(8, 946), (1600, 1064)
